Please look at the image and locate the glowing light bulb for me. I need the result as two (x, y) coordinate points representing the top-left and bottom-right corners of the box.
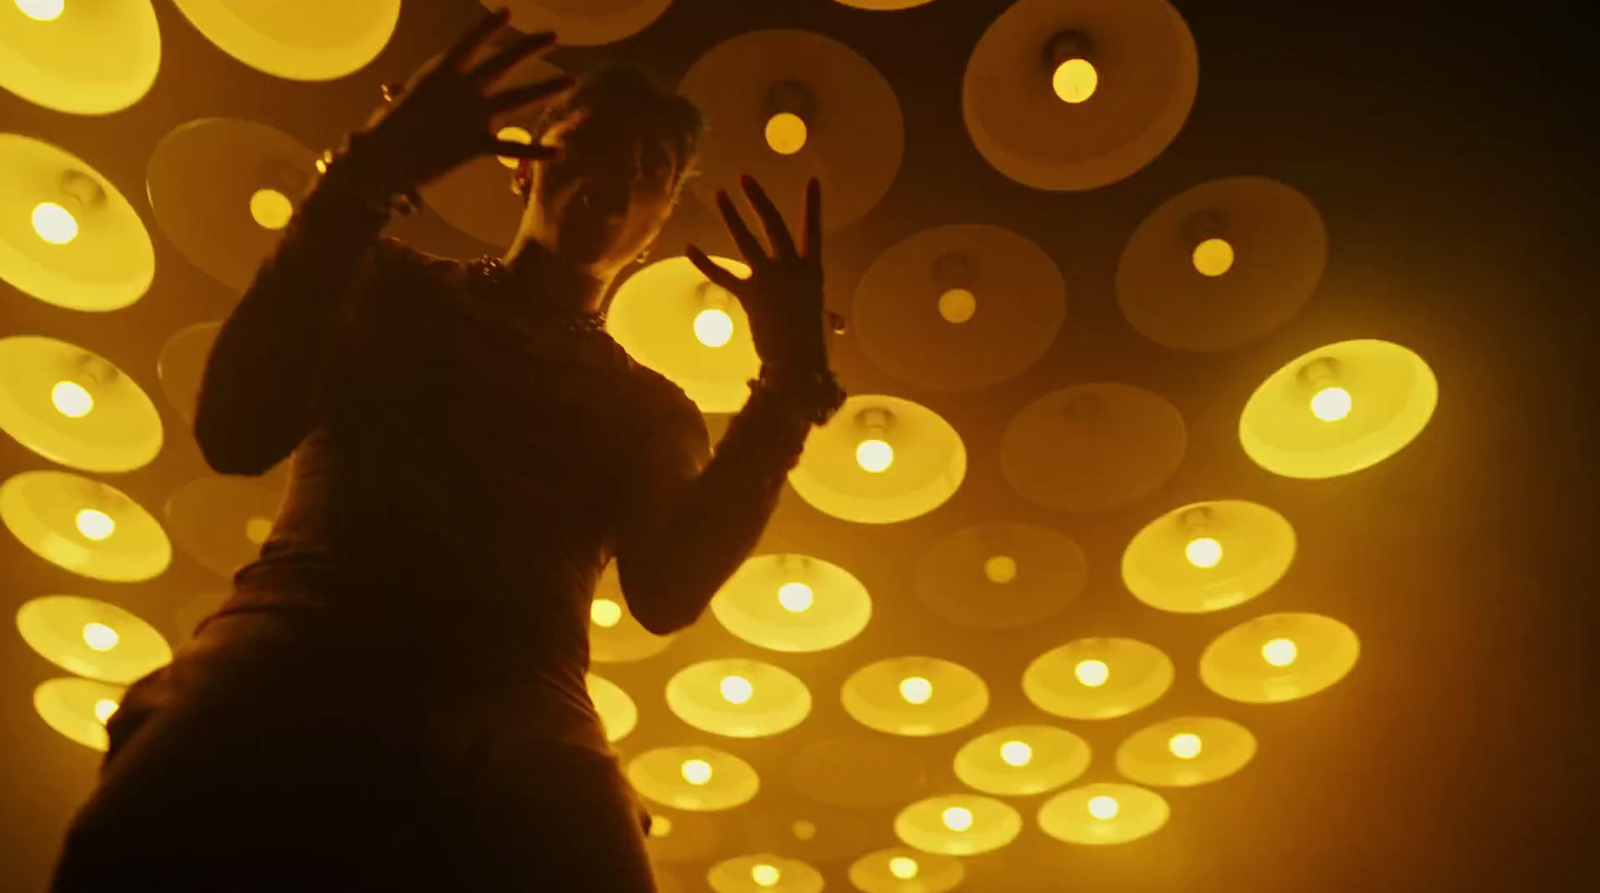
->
(1000, 740), (1032, 767)
(93, 699), (119, 724)
(51, 381), (93, 418)
(495, 126), (533, 168)
(32, 202), (77, 244)
(681, 758), (713, 785)
(1192, 238), (1235, 277)
(694, 308), (733, 347)
(765, 112), (808, 155)
(1052, 58), (1099, 104)
(1074, 659), (1109, 687)
(1311, 387), (1352, 422)
(1185, 537), (1223, 568)
(792, 820), (816, 840)
(16, 0), (64, 22)
(984, 555), (1018, 584)
(778, 582), (813, 612)
(1087, 795), (1119, 820)
(590, 598), (622, 628)
(889, 856), (919, 880)
(1262, 637), (1298, 667)
(937, 287), (976, 324)
(244, 516), (274, 545)
(649, 815), (671, 836)
(942, 806), (973, 831)
(899, 676), (932, 704)
(856, 439), (893, 473)
(751, 863), (781, 887)
(1168, 733), (1203, 759)
(249, 189), (293, 230)
(720, 675), (753, 704)
(75, 508), (114, 541)
(82, 622), (119, 651)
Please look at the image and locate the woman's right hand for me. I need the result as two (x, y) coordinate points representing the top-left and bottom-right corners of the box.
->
(349, 8), (576, 193)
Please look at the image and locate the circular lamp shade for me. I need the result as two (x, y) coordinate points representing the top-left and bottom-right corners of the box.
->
(849, 848), (965, 893)
(0, 336), (163, 472)
(156, 321), (221, 423)
(164, 476), (284, 577)
(0, 0), (159, 114)
(1116, 716), (1255, 787)
(586, 672), (637, 742)
(1121, 500), (1295, 613)
(17, 595), (173, 683)
(606, 256), (760, 413)
(680, 29), (903, 233)
(1117, 177), (1327, 351)
(147, 118), (316, 292)
(1200, 612), (1359, 704)
(853, 224), (1066, 391)
(590, 561), (677, 662)
(789, 395), (966, 524)
(172, 0), (400, 80)
(1, 470), (172, 582)
(1240, 339), (1439, 479)
(842, 656), (988, 737)
(627, 745), (760, 812)
(0, 134), (155, 311)
(35, 677), (127, 752)
(1023, 637), (1173, 720)
(963, 0), (1198, 191)
(895, 794), (1022, 857)
(1001, 383), (1185, 513)
(954, 724), (1091, 796)
(788, 735), (927, 810)
(708, 854), (823, 893)
(1038, 782), (1168, 845)
(710, 553), (870, 653)
(666, 657), (811, 738)
(914, 521), (1086, 631)
(491, 0), (672, 47)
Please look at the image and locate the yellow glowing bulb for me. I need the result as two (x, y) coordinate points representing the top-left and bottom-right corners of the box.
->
(75, 508), (114, 541)
(495, 126), (533, 168)
(1087, 795), (1119, 820)
(1262, 637), (1298, 667)
(693, 308), (733, 347)
(244, 516), (274, 545)
(32, 202), (78, 244)
(1192, 238), (1235, 277)
(984, 555), (1018, 584)
(899, 676), (932, 704)
(720, 675), (753, 704)
(681, 758), (713, 785)
(51, 381), (93, 418)
(1185, 537), (1223, 568)
(590, 598), (622, 628)
(249, 188), (293, 230)
(93, 699), (119, 724)
(778, 582), (813, 612)
(1000, 740), (1032, 767)
(792, 820), (816, 840)
(1052, 58), (1099, 104)
(1168, 733), (1203, 759)
(856, 439), (893, 473)
(889, 856), (919, 880)
(82, 622), (119, 651)
(942, 806), (973, 831)
(751, 864), (781, 887)
(1311, 387), (1352, 421)
(649, 815), (672, 837)
(16, 0), (64, 22)
(1074, 659), (1109, 687)
(937, 287), (976, 324)
(765, 112), (808, 155)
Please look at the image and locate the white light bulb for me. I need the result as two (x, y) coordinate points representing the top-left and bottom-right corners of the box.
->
(1185, 537), (1223, 568)
(681, 758), (712, 784)
(51, 381), (93, 418)
(778, 582), (813, 612)
(590, 598), (622, 628)
(899, 676), (932, 704)
(1000, 740), (1032, 766)
(720, 675), (753, 704)
(32, 202), (78, 244)
(693, 308), (733, 347)
(75, 508), (114, 541)
(856, 438), (893, 473)
(1074, 659), (1109, 687)
(82, 622), (119, 651)
(942, 806), (973, 831)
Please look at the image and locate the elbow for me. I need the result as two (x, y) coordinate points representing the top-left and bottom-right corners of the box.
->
(193, 411), (277, 477)
(618, 564), (706, 637)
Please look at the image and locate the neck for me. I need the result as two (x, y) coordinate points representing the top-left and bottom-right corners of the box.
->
(501, 233), (612, 316)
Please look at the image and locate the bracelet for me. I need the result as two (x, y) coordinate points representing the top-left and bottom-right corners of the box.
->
(314, 132), (424, 217)
(747, 366), (848, 427)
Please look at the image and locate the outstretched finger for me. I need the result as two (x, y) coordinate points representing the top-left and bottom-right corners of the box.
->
(470, 30), (557, 88)
(686, 246), (750, 297)
(739, 175), (796, 260)
(443, 8), (511, 72)
(802, 178), (822, 263)
(488, 75), (576, 114)
(487, 140), (564, 161)
(715, 190), (769, 265)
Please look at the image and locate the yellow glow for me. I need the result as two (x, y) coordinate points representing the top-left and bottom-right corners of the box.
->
(938, 287), (976, 324)
(899, 676), (932, 704)
(649, 815), (672, 836)
(752, 863), (781, 887)
(1087, 795), (1119, 820)
(792, 819), (816, 840)
(1185, 537), (1223, 568)
(32, 202), (78, 245)
(248, 188), (292, 230)
(1311, 387), (1352, 421)
(694, 308), (733, 347)
(1000, 740), (1032, 767)
(984, 555), (1018, 584)
(720, 674), (753, 704)
(856, 438), (894, 473)
(495, 125), (533, 169)
(244, 516), (273, 545)
(93, 698), (119, 723)
(1192, 237), (1235, 277)
(1052, 58), (1099, 104)
(765, 112), (808, 155)
(51, 381), (93, 418)
(1168, 732), (1203, 759)
(1074, 659), (1109, 687)
(942, 806), (973, 831)
(82, 622), (119, 652)
(681, 758), (713, 785)
(590, 598), (622, 628)
(75, 508), (114, 541)
(1262, 637), (1298, 667)
(16, 0), (63, 22)
(889, 856), (919, 879)
(778, 581), (813, 612)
